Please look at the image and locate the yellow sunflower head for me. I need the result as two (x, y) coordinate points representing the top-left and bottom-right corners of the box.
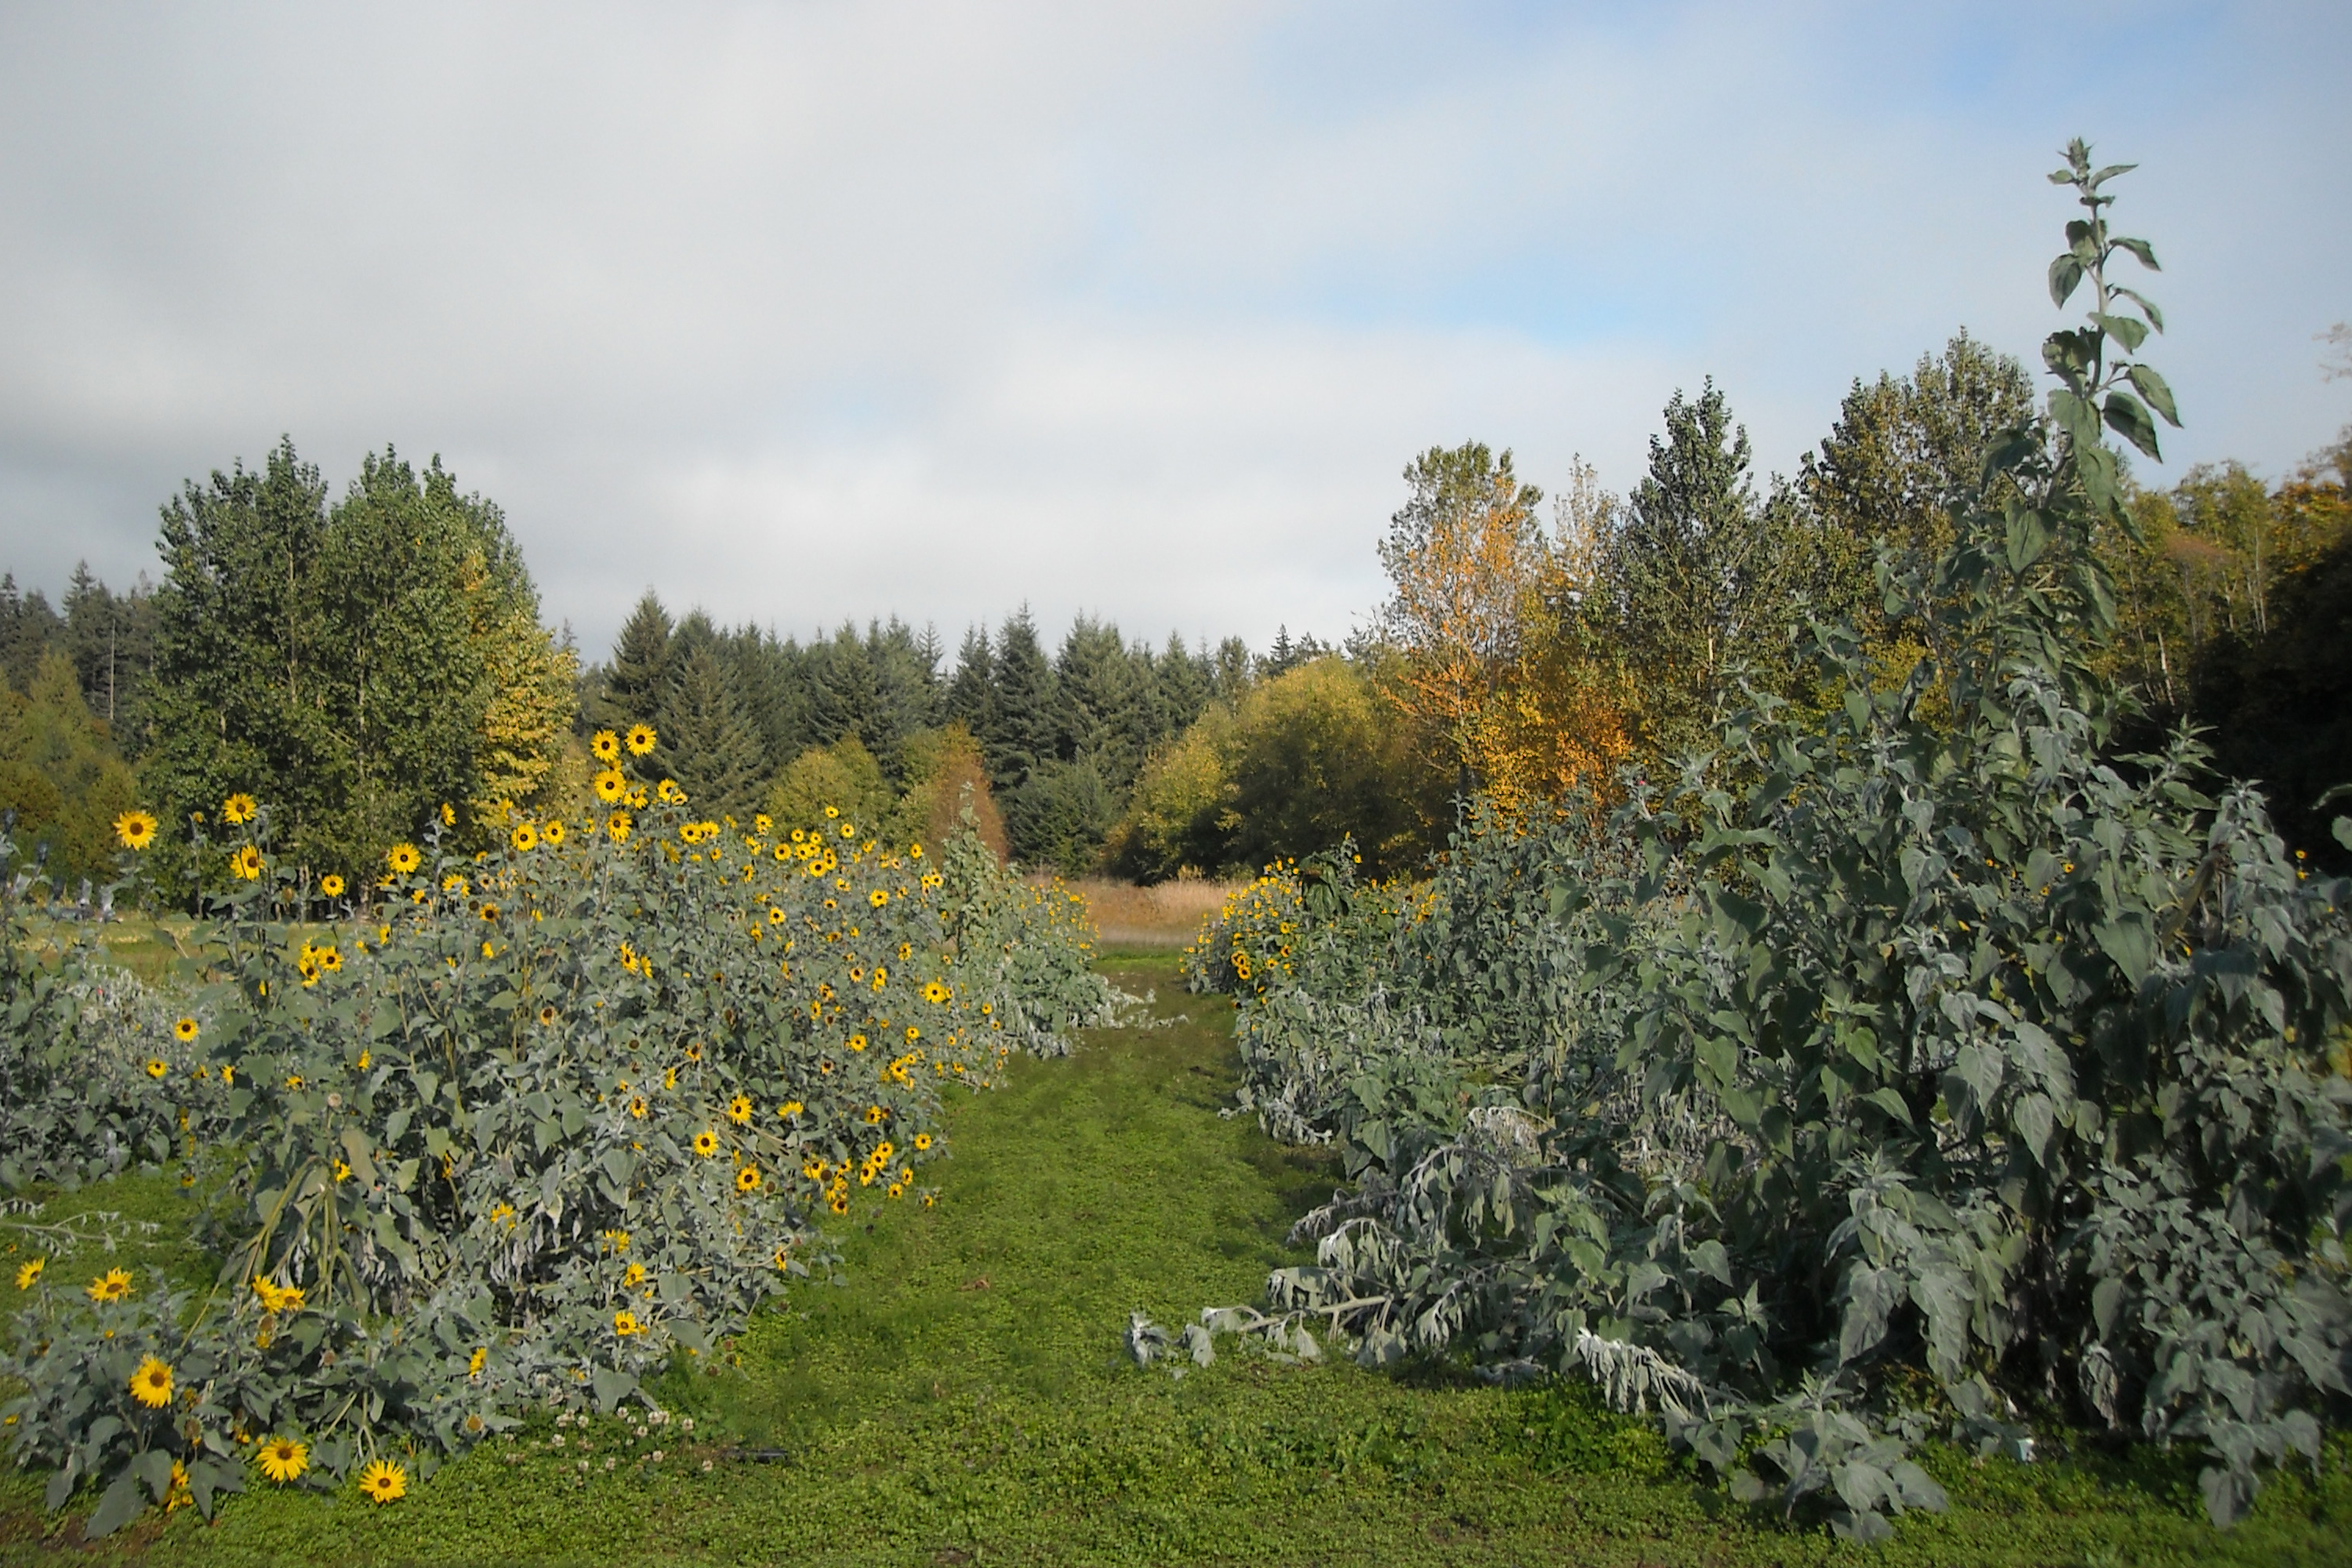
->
(113, 809), (158, 851)
(613, 1308), (643, 1336)
(692, 1129), (720, 1157)
(228, 844), (264, 880)
(256, 1436), (308, 1483)
(625, 723), (657, 756)
(727, 1095), (752, 1124)
(357, 1458), (406, 1504)
(87, 1267), (132, 1304)
(387, 842), (421, 875)
(593, 768), (628, 804)
(144, 1057), (167, 1080)
(608, 812), (633, 843)
(736, 1164), (761, 1192)
(510, 823), (536, 853)
(590, 729), (622, 763)
(222, 793), (258, 825)
(319, 873), (346, 898)
(129, 1356), (173, 1408)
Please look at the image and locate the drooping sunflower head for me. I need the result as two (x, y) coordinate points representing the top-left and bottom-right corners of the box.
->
(114, 809), (158, 851)
(591, 729), (622, 763)
(625, 723), (657, 757)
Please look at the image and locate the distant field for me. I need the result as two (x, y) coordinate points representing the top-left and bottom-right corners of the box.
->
(1057, 876), (1236, 949)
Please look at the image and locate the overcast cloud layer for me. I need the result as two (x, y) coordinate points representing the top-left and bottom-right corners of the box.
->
(2, 2), (2346, 660)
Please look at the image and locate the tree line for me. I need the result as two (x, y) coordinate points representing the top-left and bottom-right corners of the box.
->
(4, 336), (2343, 894)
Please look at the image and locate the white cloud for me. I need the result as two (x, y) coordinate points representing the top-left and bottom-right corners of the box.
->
(1, 2), (2345, 657)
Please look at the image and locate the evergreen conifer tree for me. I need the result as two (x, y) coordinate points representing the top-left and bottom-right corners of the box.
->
(985, 608), (1056, 793)
(661, 638), (763, 818)
(598, 592), (677, 736)
(946, 625), (995, 738)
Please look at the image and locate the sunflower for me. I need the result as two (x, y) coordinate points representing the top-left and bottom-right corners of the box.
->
(316, 946), (341, 973)
(442, 873), (469, 896)
(767, 906), (786, 925)
(15, 1258), (42, 1290)
(778, 1099), (803, 1119)
(865, 1105), (885, 1125)
(847, 1033), (867, 1053)
(839, 822), (855, 839)
(357, 1459), (406, 1504)
(608, 812), (633, 843)
(543, 819), (565, 847)
(727, 1095), (752, 1125)
(141, 1056), (167, 1080)
(441, 802), (457, 827)
(772, 1247), (791, 1269)
(630, 1095), (648, 1119)
(129, 1356), (173, 1408)
(625, 723), (657, 757)
(736, 1164), (761, 1192)
(613, 1309), (644, 1337)
(479, 904), (498, 922)
(591, 770), (629, 808)
(228, 844), (265, 880)
(510, 823), (537, 853)
(624, 1261), (645, 1286)
(86, 1267), (132, 1304)
(114, 809), (158, 851)
(169, 1016), (201, 1046)
(692, 1130), (720, 1157)
(868, 888), (888, 908)
(256, 1436), (308, 1483)
(469, 1345), (487, 1377)
(914, 1133), (933, 1151)
(887, 1183), (904, 1200)
(222, 793), (258, 825)
(318, 873), (348, 900)
(590, 729), (622, 763)
(923, 981), (951, 1005)
(656, 779), (684, 804)
(829, 1195), (849, 1215)
(684, 1042), (702, 1062)
(387, 842), (421, 874)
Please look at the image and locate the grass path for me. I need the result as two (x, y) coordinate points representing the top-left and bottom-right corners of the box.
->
(5, 954), (2350, 1564)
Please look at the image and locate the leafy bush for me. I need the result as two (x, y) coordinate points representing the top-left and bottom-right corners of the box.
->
(1141, 147), (2352, 1538)
(1, 739), (1119, 1534)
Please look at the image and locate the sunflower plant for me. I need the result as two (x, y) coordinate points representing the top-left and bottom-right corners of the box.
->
(1143, 148), (2352, 1539)
(2, 730), (1120, 1534)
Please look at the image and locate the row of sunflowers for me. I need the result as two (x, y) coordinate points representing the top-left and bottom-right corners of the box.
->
(0, 727), (1129, 1535)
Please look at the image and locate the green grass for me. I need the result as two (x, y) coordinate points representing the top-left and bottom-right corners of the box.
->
(5, 956), (2350, 1564)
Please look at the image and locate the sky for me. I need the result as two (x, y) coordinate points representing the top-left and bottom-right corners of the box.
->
(2, 2), (2347, 663)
